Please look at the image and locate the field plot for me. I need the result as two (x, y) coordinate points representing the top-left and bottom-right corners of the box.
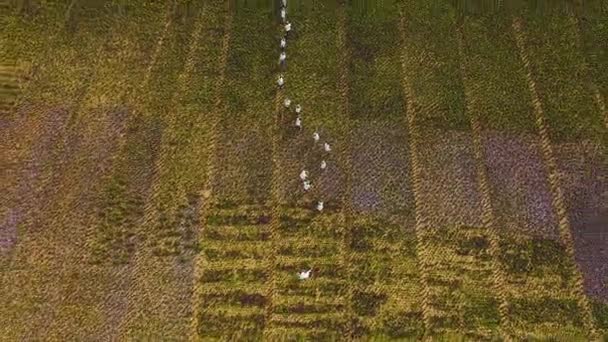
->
(269, 207), (348, 340)
(347, 1), (412, 215)
(192, 3), (277, 340)
(195, 203), (271, 340)
(399, 1), (502, 338)
(400, 1), (481, 228)
(458, 14), (558, 238)
(211, 5), (276, 205)
(521, 13), (608, 338)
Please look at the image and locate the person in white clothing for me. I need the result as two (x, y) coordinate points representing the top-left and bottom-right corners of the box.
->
(295, 104), (301, 114)
(300, 170), (308, 181)
(320, 160), (327, 170)
(284, 22), (292, 37)
(316, 201), (324, 212)
(280, 37), (286, 50)
(279, 51), (286, 67)
(281, 0), (287, 7)
(277, 74), (284, 87)
(303, 180), (312, 191)
(283, 97), (291, 108)
(280, 7), (286, 22)
(324, 142), (331, 152)
(313, 132), (320, 143)
(295, 116), (302, 129)
(298, 269), (311, 280)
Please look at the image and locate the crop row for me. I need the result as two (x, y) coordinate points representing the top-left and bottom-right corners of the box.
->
(196, 204), (271, 340)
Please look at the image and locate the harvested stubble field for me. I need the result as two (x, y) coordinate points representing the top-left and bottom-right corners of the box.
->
(1, 0), (607, 340)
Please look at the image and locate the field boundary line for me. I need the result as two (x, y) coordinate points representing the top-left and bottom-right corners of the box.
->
(397, 4), (432, 338)
(336, 2), (356, 338)
(189, 2), (233, 340)
(512, 17), (599, 341)
(140, 0), (177, 91)
(456, 22), (512, 341)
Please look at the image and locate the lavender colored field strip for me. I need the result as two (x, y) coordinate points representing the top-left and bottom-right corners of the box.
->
(2, 107), (70, 260)
(555, 142), (608, 303)
(482, 130), (558, 239)
(415, 129), (482, 228)
(350, 121), (413, 214)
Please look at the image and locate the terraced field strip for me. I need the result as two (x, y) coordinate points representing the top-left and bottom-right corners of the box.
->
(0, 1), (142, 339)
(399, 1), (504, 339)
(336, 2), (356, 338)
(0, 2), (85, 266)
(266, 206), (348, 340)
(257, 2), (353, 339)
(397, 3), (432, 338)
(512, 16), (599, 340)
(346, 0), (425, 339)
(196, 204), (271, 340)
(517, 11), (608, 338)
(190, 1), (234, 339)
(264, 4), (285, 339)
(192, 3), (276, 340)
(110, 1), (216, 339)
(44, 1), (182, 340)
(456, 19), (513, 340)
(448, 9), (602, 341)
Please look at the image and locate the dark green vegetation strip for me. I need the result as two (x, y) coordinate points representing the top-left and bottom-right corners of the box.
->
(577, 6), (608, 106)
(460, 14), (536, 133)
(350, 216), (425, 339)
(498, 234), (589, 338)
(400, 1), (467, 131)
(347, 0), (403, 123)
(523, 14), (604, 144)
(213, 4), (276, 204)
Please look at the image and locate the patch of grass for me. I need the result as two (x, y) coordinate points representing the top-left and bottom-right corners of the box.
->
(509, 296), (584, 326)
(461, 14), (537, 133)
(90, 174), (142, 265)
(401, 1), (468, 131)
(347, 0), (404, 122)
(522, 13), (604, 143)
(378, 310), (424, 339)
(353, 291), (388, 316)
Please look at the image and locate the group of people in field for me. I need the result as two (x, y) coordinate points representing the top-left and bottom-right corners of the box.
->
(276, 0), (335, 281)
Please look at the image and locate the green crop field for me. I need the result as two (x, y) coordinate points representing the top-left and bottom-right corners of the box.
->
(1, 0), (607, 340)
